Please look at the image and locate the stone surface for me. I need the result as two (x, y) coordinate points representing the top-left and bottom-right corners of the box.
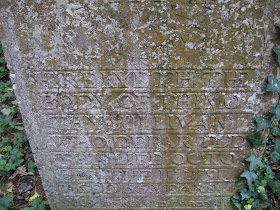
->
(0, 0), (280, 209)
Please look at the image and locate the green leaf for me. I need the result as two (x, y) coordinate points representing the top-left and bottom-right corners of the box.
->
(274, 137), (280, 152)
(271, 151), (280, 164)
(10, 148), (21, 156)
(268, 133), (274, 140)
(272, 127), (280, 136)
(4, 146), (12, 152)
(273, 48), (280, 65)
(36, 202), (48, 210)
(252, 199), (261, 209)
(15, 158), (24, 165)
(9, 121), (16, 128)
(239, 188), (252, 200)
(245, 155), (265, 171)
(1, 137), (9, 144)
(257, 186), (268, 200)
(267, 180), (280, 198)
(231, 198), (242, 210)
(244, 204), (252, 210)
(0, 159), (7, 167)
(1, 108), (11, 116)
(0, 56), (6, 64)
(0, 196), (14, 208)
(266, 76), (280, 93)
(261, 180), (267, 187)
(41, 200), (48, 205)
(269, 105), (280, 120)
(237, 179), (247, 186)
(12, 100), (17, 106)
(31, 197), (41, 207)
(265, 172), (275, 179)
(246, 132), (262, 147)
(5, 163), (15, 171)
(255, 117), (271, 132)
(233, 194), (241, 201)
(26, 161), (35, 173)
(262, 139), (268, 144)
(14, 132), (23, 139)
(248, 198), (254, 205)
(240, 169), (258, 191)
(255, 200), (272, 210)
(15, 126), (24, 131)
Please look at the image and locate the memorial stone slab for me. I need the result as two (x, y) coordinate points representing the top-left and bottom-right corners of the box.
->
(0, 0), (280, 209)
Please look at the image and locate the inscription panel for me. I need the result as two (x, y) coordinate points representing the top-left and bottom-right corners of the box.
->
(28, 65), (259, 208)
(1, 0), (279, 209)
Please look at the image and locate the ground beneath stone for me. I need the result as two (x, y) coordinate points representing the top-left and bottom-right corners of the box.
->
(0, 83), (50, 209)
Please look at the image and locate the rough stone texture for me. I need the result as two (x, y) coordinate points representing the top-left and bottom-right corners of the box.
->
(0, 0), (280, 209)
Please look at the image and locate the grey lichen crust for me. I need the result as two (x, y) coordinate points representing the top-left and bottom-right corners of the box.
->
(0, 0), (280, 209)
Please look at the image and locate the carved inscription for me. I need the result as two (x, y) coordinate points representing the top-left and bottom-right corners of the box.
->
(43, 134), (246, 152)
(37, 92), (251, 111)
(31, 69), (252, 91)
(31, 68), (253, 208)
(1, 0), (276, 208)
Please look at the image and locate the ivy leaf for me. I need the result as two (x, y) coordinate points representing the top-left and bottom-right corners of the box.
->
(26, 161), (35, 173)
(246, 132), (262, 147)
(267, 180), (280, 198)
(1, 108), (11, 116)
(31, 197), (41, 207)
(269, 105), (280, 120)
(274, 137), (280, 152)
(262, 139), (268, 144)
(241, 169), (258, 191)
(266, 76), (280, 93)
(14, 158), (24, 165)
(246, 155), (265, 171)
(231, 198), (242, 210)
(10, 148), (22, 157)
(272, 127), (280, 136)
(257, 186), (268, 200)
(29, 192), (40, 202)
(252, 199), (261, 209)
(0, 159), (7, 166)
(41, 200), (48, 206)
(271, 151), (280, 164)
(255, 117), (271, 132)
(248, 198), (254, 205)
(255, 200), (272, 210)
(265, 172), (275, 179)
(244, 204), (252, 210)
(239, 188), (252, 200)
(265, 165), (273, 174)
(268, 134), (274, 140)
(0, 196), (14, 208)
(237, 178), (247, 186)
(37, 202), (48, 210)
(273, 48), (280, 66)
(5, 163), (15, 171)
(4, 146), (12, 152)
(233, 194), (241, 201)
(0, 56), (6, 64)
(15, 126), (24, 131)
(261, 180), (267, 187)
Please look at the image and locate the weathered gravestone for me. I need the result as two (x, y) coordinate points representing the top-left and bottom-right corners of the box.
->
(0, 0), (279, 209)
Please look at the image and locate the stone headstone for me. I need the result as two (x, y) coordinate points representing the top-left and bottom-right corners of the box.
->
(1, 0), (279, 209)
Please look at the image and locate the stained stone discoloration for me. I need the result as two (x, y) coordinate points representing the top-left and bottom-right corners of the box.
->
(0, 0), (280, 209)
